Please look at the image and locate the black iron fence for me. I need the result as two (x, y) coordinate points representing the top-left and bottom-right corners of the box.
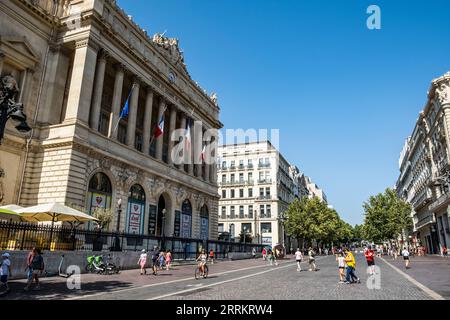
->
(0, 222), (264, 260)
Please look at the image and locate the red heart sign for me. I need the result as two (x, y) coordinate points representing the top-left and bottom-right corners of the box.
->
(134, 205), (139, 211)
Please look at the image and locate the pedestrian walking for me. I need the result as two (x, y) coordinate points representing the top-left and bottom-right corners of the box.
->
(0, 252), (12, 294)
(295, 248), (303, 272)
(165, 250), (172, 270)
(158, 250), (166, 270)
(344, 248), (360, 284)
(308, 248), (316, 271)
(252, 247), (257, 259)
(442, 246), (448, 257)
(138, 249), (147, 275)
(209, 249), (215, 264)
(262, 248), (267, 261)
(337, 252), (346, 283)
(402, 247), (411, 269)
(364, 246), (376, 275)
(150, 246), (159, 275)
(24, 248), (44, 291)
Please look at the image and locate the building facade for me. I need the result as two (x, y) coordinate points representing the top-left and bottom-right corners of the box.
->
(217, 141), (310, 248)
(397, 71), (450, 254)
(0, 0), (222, 240)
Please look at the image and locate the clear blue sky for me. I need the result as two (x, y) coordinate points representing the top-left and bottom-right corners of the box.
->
(118, 0), (450, 225)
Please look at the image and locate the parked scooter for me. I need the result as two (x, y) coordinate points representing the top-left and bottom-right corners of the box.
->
(86, 254), (120, 275)
(45, 254), (75, 278)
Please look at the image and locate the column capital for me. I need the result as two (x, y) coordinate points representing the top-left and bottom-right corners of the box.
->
(98, 49), (110, 62)
(132, 75), (143, 86)
(114, 63), (127, 73)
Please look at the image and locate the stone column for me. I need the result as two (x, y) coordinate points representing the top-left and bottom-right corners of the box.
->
(188, 118), (194, 175)
(155, 97), (166, 161)
(126, 78), (140, 148)
(194, 123), (203, 178)
(167, 106), (177, 165)
(204, 140), (210, 181)
(142, 87), (154, 155)
(0, 52), (5, 76)
(64, 39), (98, 124)
(89, 50), (108, 131)
(108, 64), (125, 139)
(209, 135), (217, 183)
(180, 114), (187, 171)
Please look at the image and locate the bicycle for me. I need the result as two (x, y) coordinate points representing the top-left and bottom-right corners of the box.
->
(195, 264), (209, 280)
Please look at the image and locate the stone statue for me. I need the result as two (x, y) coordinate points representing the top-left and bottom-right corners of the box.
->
(0, 74), (25, 143)
(210, 92), (218, 106)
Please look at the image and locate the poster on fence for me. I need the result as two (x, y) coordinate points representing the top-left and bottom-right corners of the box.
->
(148, 205), (157, 236)
(174, 210), (181, 237)
(127, 201), (144, 234)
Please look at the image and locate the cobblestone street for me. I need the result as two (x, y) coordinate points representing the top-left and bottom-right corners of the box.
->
(1, 253), (446, 300)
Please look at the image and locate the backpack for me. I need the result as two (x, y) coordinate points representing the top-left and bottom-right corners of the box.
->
(31, 255), (43, 270)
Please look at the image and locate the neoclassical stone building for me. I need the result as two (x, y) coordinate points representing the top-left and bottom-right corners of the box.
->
(0, 0), (222, 240)
(397, 71), (450, 254)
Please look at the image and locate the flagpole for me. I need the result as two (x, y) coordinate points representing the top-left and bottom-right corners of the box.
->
(112, 84), (136, 136)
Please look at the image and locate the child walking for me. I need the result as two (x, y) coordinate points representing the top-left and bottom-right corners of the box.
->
(0, 253), (12, 294)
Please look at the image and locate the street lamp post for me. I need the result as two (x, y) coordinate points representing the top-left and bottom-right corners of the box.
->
(279, 212), (286, 252)
(114, 198), (122, 251)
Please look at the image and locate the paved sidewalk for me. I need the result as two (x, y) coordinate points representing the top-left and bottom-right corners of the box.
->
(380, 255), (450, 299)
(0, 257), (281, 300)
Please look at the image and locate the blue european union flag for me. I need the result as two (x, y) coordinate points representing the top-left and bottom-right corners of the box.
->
(119, 97), (130, 119)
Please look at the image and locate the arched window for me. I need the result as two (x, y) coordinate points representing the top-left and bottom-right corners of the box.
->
(87, 172), (112, 215)
(181, 199), (192, 238)
(200, 205), (209, 240)
(127, 184), (146, 235)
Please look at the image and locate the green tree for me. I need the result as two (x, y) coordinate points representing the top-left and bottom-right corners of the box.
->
(363, 188), (412, 243)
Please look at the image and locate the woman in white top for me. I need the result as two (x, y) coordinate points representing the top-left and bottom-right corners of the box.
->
(138, 249), (147, 275)
(295, 248), (303, 272)
(336, 252), (346, 283)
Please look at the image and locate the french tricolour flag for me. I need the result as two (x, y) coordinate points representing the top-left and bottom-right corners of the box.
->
(153, 114), (165, 138)
(200, 144), (206, 162)
(184, 120), (191, 152)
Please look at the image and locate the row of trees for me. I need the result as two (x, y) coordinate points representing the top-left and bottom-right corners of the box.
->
(284, 197), (356, 248)
(362, 188), (413, 243)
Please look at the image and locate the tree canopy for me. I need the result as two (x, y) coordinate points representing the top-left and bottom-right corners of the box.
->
(362, 188), (412, 243)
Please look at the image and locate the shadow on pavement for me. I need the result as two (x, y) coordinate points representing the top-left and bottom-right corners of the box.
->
(1, 280), (134, 300)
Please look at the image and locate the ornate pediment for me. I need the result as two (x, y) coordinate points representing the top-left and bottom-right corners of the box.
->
(0, 37), (39, 70)
(152, 32), (189, 77)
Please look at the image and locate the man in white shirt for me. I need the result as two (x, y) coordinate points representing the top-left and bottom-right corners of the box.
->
(295, 248), (303, 272)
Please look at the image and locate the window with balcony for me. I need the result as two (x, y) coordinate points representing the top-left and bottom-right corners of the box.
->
(230, 206), (235, 219)
(248, 188), (253, 198)
(230, 161), (235, 169)
(266, 205), (271, 218)
(231, 189), (235, 198)
(239, 173), (244, 182)
(248, 172), (253, 182)
(222, 175), (226, 183)
(260, 188), (264, 197)
(222, 161), (227, 169)
(260, 205), (265, 217)
(231, 174), (235, 183)
(239, 206), (244, 218)
(239, 189), (244, 198)
(221, 207), (226, 219)
(239, 160), (244, 169)
(248, 159), (253, 168)
(222, 190), (226, 199)
(248, 205), (253, 219)
(218, 223), (224, 233)
(266, 187), (271, 196)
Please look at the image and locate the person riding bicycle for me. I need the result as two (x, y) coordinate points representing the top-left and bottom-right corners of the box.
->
(196, 249), (208, 275)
